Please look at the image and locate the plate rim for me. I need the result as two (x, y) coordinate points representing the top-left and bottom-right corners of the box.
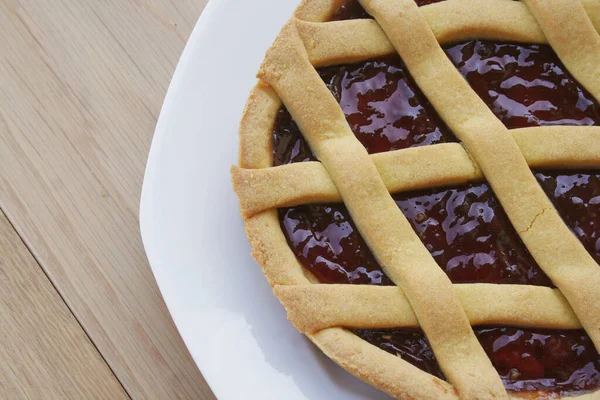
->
(139, 0), (225, 397)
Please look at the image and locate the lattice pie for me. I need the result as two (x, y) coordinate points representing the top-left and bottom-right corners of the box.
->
(232, 0), (600, 398)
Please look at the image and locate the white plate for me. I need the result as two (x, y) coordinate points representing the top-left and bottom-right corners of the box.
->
(139, 0), (390, 399)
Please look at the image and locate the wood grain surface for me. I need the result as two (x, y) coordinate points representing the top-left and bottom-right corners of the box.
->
(0, 210), (129, 399)
(0, 0), (215, 398)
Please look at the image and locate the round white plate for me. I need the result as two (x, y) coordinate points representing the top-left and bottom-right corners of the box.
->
(139, 0), (390, 398)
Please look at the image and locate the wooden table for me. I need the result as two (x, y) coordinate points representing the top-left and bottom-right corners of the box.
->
(0, 1), (215, 398)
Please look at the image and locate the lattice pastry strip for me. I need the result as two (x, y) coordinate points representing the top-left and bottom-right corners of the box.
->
(234, 126), (600, 217)
(274, 284), (581, 333)
(296, 0), (600, 66)
(233, 0), (600, 398)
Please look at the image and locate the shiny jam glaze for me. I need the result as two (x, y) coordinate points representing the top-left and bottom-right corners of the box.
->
(355, 328), (600, 392)
(478, 328), (600, 392)
(395, 184), (552, 285)
(279, 205), (393, 285)
(536, 171), (600, 263)
(353, 329), (443, 378)
(320, 58), (455, 153)
(279, 184), (551, 286)
(272, 57), (455, 165)
(272, 2), (600, 393)
(445, 41), (600, 129)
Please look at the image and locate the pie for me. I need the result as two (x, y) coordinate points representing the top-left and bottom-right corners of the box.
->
(231, 0), (600, 398)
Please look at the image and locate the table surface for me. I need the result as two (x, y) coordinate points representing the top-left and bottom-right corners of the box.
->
(0, 0), (215, 398)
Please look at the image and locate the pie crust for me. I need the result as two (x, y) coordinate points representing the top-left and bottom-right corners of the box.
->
(232, 1), (600, 398)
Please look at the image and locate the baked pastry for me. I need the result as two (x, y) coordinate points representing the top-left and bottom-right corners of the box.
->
(231, 0), (600, 398)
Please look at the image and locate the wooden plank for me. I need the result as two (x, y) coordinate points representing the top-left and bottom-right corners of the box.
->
(0, 1), (215, 398)
(0, 210), (129, 399)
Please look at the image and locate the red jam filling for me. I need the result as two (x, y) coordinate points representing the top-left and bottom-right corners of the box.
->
(273, 56), (455, 165)
(272, 2), (600, 394)
(536, 171), (600, 263)
(445, 41), (600, 129)
(280, 184), (552, 286)
(355, 328), (600, 393)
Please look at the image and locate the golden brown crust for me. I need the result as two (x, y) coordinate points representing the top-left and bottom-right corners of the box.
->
(275, 284), (581, 333)
(233, 127), (600, 217)
(310, 328), (458, 400)
(243, 211), (310, 286)
(238, 82), (280, 169)
(231, 0), (600, 398)
(294, 0), (346, 22)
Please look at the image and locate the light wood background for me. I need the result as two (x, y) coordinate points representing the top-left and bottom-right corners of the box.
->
(0, 0), (215, 398)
